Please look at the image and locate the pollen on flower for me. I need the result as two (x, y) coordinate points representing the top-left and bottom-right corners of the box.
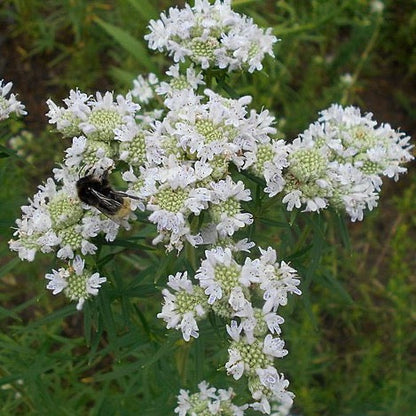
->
(119, 132), (147, 166)
(57, 226), (83, 251)
(209, 154), (230, 180)
(9, 233), (40, 262)
(230, 339), (273, 376)
(361, 159), (381, 175)
(65, 271), (90, 302)
(195, 119), (224, 143)
(174, 286), (206, 315)
(157, 187), (188, 212)
(87, 109), (123, 141)
(288, 148), (327, 181)
(189, 37), (218, 63)
(45, 256), (106, 310)
(169, 76), (190, 91)
(211, 198), (240, 220)
(58, 112), (83, 138)
(82, 140), (114, 165)
(48, 195), (83, 230)
(281, 103), (413, 220)
(145, 0), (278, 72)
(213, 264), (241, 297)
(175, 381), (247, 416)
(251, 143), (274, 176)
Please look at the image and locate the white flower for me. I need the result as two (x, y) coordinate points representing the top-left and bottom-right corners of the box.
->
(9, 166), (137, 261)
(64, 136), (87, 167)
(263, 334), (288, 358)
(130, 73), (159, 104)
(79, 91), (140, 142)
(252, 367), (294, 416)
(175, 381), (247, 416)
(226, 320), (243, 342)
(243, 247), (302, 313)
(225, 347), (245, 380)
(225, 333), (277, 380)
(157, 272), (208, 341)
(156, 64), (205, 96)
(234, 304), (285, 342)
(281, 190), (302, 211)
(370, 0), (384, 13)
(145, 0), (278, 72)
(45, 267), (69, 295)
(195, 247), (243, 305)
(244, 138), (289, 197)
(281, 104), (413, 220)
(0, 79), (26, 120)
(46, 89), (89, 137)
(145, 157), (212, 251)
(45, 256), (106, 310)
(209, 177), (253, 238)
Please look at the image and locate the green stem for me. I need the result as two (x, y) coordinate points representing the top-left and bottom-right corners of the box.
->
(341, 12), (383, 106)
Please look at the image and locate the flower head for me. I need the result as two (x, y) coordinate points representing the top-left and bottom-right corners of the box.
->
(175, 380), (247, 416)
(130, 73), (159, 105)
(195, 247), (247, 309)
(145, 0), (278, 72)
(158, 272), (209, 341)
(281, 104), (413, 220)
(45, 255), (106, 310)
(0, 80), (26, 120)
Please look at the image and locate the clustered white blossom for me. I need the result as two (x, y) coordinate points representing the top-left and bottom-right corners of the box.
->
(0, 79), (26, 120)
(281, 104), (414, 221)
(145, 0), (278, 72)
(160, 246), (300, 413)
(8, 166), (129, 262)
(46, 89), (140, 170)
(45, 255), (106, 310)
(131, 73), (160, 105)
(7, 0), (413, 414)
(129, 86), (286, 251)
(175, 381), (247, 416)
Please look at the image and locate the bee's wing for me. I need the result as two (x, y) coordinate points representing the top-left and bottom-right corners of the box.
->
(89, 188), (123, 216)
(111, 190), (142, 201)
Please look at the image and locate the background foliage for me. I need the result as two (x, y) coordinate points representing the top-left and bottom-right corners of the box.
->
(0, 0), (415, 415)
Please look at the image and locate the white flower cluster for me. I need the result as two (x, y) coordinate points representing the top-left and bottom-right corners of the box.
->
(7, 1), (413, 413)
(9, 62), (287, 306)
(160, 246), (301, 413)
(145, 0), (278, 72)
(9, 167), (127, 262)
(0, 79), (26, 120)
(10, 91), (143, 309)
(46, 90), (141, 169)
(131, 73), (159, 105)
(8, 167), (112, 308)
(281, 104), (414, 221)
(46, 255), (106, 310)
(175, 381), (247, 416)
(128, 85), (286, 251)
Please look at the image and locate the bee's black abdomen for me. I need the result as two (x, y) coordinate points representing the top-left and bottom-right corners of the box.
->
(76, 171), (125, 217)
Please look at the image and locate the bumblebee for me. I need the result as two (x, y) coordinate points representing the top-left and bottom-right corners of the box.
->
(76, 169), (139, 220)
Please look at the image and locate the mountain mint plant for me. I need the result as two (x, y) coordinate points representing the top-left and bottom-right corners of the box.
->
(6, 1), (413, 414)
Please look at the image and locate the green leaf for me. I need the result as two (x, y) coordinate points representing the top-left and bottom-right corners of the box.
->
(0, 144), (17, 158)
(0, 257), (20, 278)
(321, 272), (354, 304)
(94, 17), (156, 72)
(126, 0), (159, 21)
(109, 66), (137, 87)
(27, 305), (76, 327)
(331, 209), (351, 249)
(0, 305), (21, 321)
